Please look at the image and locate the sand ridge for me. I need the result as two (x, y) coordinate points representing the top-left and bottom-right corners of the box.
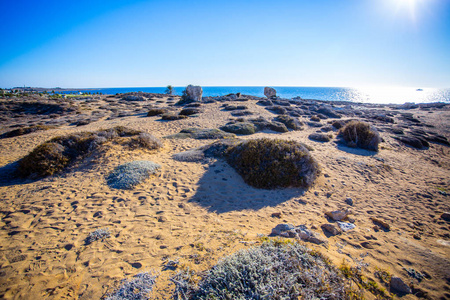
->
(0, 94), (449, 299)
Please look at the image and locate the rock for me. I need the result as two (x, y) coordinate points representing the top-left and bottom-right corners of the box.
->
(394, 136), (429, 149)
(186, 85), (203, 102)
(264, 87), (276, 98)
(271, 223), (295, 236)
(325, 209), (350, 221)
(390, 276), (411, 294)
(220, 122), (257, 135)
(440, 212), (450, 221)
(398, 102), (419, 109)
(321, 223), (341, 236)
(294, 225), (327, 244)
(337, 221), (356, 232)
(345, 197), (353, 206)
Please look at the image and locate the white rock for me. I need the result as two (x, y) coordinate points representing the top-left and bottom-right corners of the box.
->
(325, 209), (350, 221)
(337, 221), (356, 232)
(186, 85), (203, 102)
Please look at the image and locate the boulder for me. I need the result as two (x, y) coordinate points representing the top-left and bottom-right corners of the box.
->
(186, 85), (203, 102)
(390, 276), (411, 294)
(271, 223), (295, 236)
(325, 209), (350, 221)
(264, 87), (277, 99)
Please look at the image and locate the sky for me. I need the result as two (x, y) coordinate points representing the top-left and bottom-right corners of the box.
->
(0, 0), (449, 88)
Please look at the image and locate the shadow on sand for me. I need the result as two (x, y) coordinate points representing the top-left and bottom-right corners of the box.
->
(336, 142), (378, 157)
(0, 161), (35, 187)
(188, 159), (305, 214)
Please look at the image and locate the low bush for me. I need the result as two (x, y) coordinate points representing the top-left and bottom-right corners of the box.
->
(226, 138), (319, 189)
(106, 272), (157, 300)
(275, 115), (303, 130)
(220, 122), (257, 135)
(309, 133), (332, 142)
(161, 113), (187, 121)
(171, 240), (347, 299)
(129, 133), (164, 150)
(1, 125), (55, 138)
(18, 127), (162, 177)
(106, 161), (161, 189)
(179, 108), (200, 116)
(147, 108), (168, 116)
(340, 121), (381, 151)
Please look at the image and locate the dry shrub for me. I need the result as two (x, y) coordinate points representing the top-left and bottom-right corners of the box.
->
(18, 127), (161, 178)
(171, 240), (347, 299)
(129, 133), (163, 150)
(340, 121), (381, 151)
(226, 138), (319, 189)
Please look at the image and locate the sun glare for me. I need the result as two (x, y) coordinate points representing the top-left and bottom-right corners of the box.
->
(391, 0), (424, 22)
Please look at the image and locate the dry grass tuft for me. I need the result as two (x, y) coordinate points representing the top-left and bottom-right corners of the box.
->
(340, 121), (381, 151)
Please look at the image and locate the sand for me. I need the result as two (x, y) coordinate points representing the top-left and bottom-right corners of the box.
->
(0, 93), (449, 299)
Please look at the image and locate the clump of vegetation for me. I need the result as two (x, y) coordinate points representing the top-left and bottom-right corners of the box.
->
(179, 108), (200, 116)
(147, 108), (168, 116)
(226, 138), (319, 189)
(340, 120), (381, 151)
(171, 240), (348, 299)
(161, 113), (187, 121)
(18, 127), (162, 178)
(220, 122), (257, 135)
(106, 161), (161, 190)
(129, 133), (164, 150)
(106, 272), (157, 300)
(175, 89), (195, 106)
(166, 128), (236, 140)
(275, 115), (303, 130)
(85, 228), (111, 245)
(309, 132), (332, 142)
(1, 125), (56, 139)
(165, 85), (174, 95)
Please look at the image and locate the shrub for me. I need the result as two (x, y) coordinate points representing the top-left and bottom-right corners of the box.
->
(275, 115), (303, 130)
(1, 125), (55, 138)
(171, 240), (347, 299)
(179, 108), (200, 116)
(340, 121), (381, 151)
(18, 127), (156, 178)
(220, 122), (257, 135)
(161, 113), (187, 121)
(129, 133), (163, 150)
(147, 108), (168, 116)
(106, 272), (157, 300)
(175, 89), (194, 106)
(226, 138), (319, 189)
(106, 161), (161, 189)
(85, 228), (111, 245)
(309, 133), (332, 142)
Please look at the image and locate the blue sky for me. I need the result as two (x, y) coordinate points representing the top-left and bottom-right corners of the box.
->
(0, 0), (449, 88)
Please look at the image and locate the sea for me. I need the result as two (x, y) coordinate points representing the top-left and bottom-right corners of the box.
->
(61, 86), (450, 104)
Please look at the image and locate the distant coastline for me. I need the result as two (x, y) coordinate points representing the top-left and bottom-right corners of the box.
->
(5, 86), (450, 104)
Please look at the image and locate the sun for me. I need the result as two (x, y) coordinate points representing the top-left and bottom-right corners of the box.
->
(391, 0), (425, 22)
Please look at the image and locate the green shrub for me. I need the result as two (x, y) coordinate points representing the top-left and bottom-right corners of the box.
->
(226, 138), (319, 189)
(340, 121), (381, 151)
(275, 115), (303, 130)
(147, 108), (168, 116)
(172, 240), (347, 299)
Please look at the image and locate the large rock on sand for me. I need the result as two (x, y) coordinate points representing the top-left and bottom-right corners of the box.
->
(264, 87), (277, 99)
(186, 85), (203, 102)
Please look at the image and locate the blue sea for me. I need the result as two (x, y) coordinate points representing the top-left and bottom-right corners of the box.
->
(62, 86), (450, 104)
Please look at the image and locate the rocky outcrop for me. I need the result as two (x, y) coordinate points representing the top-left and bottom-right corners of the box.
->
(264, 87), (277, 99)
(271, 224), (327, 245)
(186, 85), (203, 102)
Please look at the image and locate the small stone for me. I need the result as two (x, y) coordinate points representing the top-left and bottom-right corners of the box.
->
(441, 212), (450, 221)
(337, 221), (356, 232)
(294, 225), (327, 245)
(326, 192), (332, 198)
(157, 216), (167, 222)
(390, 276), (411, 294)
(345, 197), (353, 206)
(413, 233), (421, 240)
(264, 87), (277, 98)
(373, 225), (380, 232)
(314, 191), (319, 196)
(321, 223), (341, 236)
(370, 217), (391, 231)
(325, 209), (350, 221)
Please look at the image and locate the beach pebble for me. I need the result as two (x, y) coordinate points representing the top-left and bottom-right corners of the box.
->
(345, 197), (353, 206)
(321, 223), (341, 236)
(271, 212), (282, 218)
(390, 276), (411, 294)
(325, 209), (350, 221)
(337, 221), (356, 232)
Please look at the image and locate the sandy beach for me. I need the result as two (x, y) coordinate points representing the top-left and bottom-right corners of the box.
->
(0, 92), (449, 299)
